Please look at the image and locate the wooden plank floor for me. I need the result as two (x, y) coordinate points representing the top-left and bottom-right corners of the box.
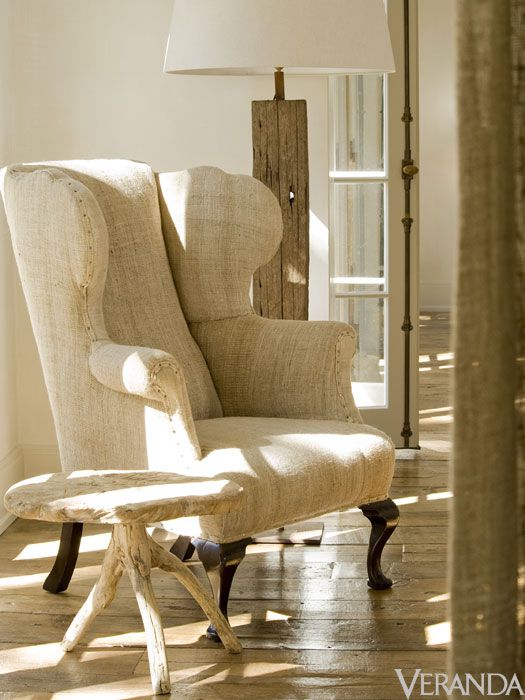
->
(0, 313), (452, 699)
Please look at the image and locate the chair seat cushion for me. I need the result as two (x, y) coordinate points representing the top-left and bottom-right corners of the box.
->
(185, 417), (395, 543)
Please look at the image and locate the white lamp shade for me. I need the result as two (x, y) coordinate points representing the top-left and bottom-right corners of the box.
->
(164, 0), (395, 76)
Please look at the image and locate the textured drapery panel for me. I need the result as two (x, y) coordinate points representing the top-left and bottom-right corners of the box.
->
(511, 0), (525, 671)
(451, 0), (520, 682)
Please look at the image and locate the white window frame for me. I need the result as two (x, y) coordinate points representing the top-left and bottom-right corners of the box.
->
(328, 74), (390, 410)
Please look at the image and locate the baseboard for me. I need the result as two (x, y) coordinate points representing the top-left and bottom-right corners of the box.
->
(420, 305), (452, 313)
(0, 445), (24, 534)
(22, 443), (60, 478)
(0, 512), (16, 534)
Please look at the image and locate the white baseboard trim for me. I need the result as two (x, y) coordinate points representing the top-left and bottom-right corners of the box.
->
(420, 305), (452, 313)
(22, 443), (60, 477)
(0, 445), (24, 534)
(0, 512), (16, 534)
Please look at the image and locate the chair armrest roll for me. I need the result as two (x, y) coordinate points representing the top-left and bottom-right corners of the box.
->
(89, 340), (201, 461)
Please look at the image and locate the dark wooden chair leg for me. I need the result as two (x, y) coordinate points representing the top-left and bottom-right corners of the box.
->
(169, 535), (195, 562)
(359, 498), (400, 590)
(193, 537), (251, 642)
(43, 522), (83, 593)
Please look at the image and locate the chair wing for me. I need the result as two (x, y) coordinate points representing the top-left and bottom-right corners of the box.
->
(158, 166), (361, 422)
(1, 164), (202, 471)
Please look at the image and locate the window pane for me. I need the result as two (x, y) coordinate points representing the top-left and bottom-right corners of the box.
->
(331, 74), (385, 173)
(331, 183), (385, 291)
(334, 296), (386, 407)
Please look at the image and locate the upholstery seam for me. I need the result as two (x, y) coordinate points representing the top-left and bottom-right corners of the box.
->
(9, 169), (99, 342)
(37, 173), (96, 339)
(149, 358), (182, 409)
(149, 359), (189, 461)
(62, 180), (97, 341)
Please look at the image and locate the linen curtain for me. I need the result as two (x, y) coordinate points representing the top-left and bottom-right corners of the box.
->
(513, 0), (525, 672)
(450, 0), (524, 685)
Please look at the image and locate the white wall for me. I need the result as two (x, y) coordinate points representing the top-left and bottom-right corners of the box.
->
(9, 0), (330, 474)
(4, 0), (459, 480)
(418, 0), (458, 311)
(0, 0), (24, 530)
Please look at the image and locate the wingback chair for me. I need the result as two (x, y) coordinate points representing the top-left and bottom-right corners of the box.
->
(1, 160), (399, 639)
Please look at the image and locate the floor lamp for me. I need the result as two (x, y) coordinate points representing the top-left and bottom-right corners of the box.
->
(164, 0), (394, 545)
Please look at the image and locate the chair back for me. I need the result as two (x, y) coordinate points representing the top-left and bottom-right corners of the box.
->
(1, 159), (222, 472)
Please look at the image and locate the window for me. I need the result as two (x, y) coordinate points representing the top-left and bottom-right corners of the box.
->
(329, 74), (388, 408)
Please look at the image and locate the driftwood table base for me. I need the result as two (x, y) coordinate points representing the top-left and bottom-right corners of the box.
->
(61, 523), (241, 695)
(4, 471), (244, 696)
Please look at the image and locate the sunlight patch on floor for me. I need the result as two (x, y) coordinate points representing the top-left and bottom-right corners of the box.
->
(245, 543), (286, 555)
(427, 593), (450, 603)
(15, 532), (111, 561)
(419, 406), (452, 415)
(420, 415), (452, 425)
(0, 564), (102, 590)
(393, 496), (419, 506)
(321, 527), (366, 541)
(427, 491), (453, 501)
(0, 642), (65, 672)
(425, 621), (451, 646)
(265, 609), (291, 621)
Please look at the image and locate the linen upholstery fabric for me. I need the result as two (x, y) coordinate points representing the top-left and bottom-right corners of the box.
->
(451, 0), (520, 682)
(158, 167), (362, 423)
(512, 0), (525, 669)
(1, 158), (396, 546)
(190, 315), (362, 422)
(158, 167), (283, 322)
(186, 417), (395, 543)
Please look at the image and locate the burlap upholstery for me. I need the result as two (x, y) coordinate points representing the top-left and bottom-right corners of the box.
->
(1, 159), (395, 543)
(190, 315), (361, 422)
(190, 417), (393, 543)
(157, 167), (283, 323)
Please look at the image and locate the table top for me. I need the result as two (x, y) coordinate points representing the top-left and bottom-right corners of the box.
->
(4, 470), (243, 525)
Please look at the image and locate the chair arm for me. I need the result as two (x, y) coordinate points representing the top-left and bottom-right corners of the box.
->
(190, 314), (362, 423)
(89, 340), (201, 461)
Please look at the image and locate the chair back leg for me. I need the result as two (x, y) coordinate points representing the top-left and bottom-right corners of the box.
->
(169, 534), (195, 561)
(43, 522), (83, 593)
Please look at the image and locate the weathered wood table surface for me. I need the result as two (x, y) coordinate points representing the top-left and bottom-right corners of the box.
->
(4, 470), (244, 695)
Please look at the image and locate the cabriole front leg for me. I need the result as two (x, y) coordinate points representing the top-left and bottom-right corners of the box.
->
(193, 537), (251, 643)
(359, 498), (400, 590)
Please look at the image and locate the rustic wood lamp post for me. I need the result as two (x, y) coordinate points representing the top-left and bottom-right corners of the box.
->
(164, 0), (394, 321)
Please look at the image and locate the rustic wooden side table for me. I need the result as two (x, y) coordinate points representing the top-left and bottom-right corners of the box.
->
(4, 470), (243, 695)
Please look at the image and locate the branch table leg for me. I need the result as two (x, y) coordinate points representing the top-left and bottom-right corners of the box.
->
(61, 536), (123, 652)
(115, 525), (171, 696)
(150, 538), (242, 654)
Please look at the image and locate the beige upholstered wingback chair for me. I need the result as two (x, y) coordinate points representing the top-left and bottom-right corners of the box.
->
(1, 159), (399, 638)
